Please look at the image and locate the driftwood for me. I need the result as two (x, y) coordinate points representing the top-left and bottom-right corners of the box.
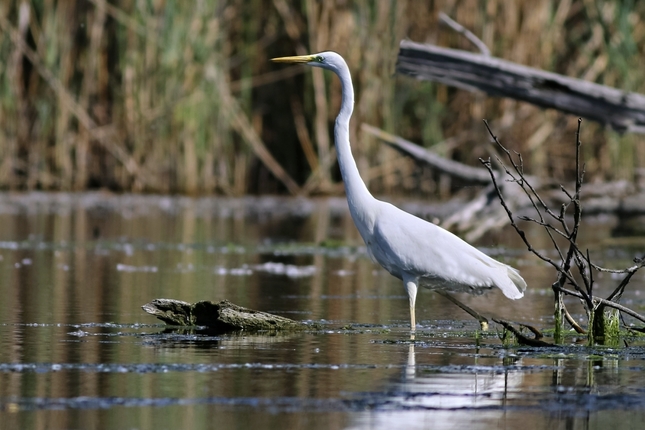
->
(142, 299), (308, 332)
(396, 39), (645, 133)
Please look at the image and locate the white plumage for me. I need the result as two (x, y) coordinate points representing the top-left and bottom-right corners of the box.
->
(272, 51), (526, 330)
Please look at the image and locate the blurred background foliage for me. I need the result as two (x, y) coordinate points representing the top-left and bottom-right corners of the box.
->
(0, 0), (644, 196)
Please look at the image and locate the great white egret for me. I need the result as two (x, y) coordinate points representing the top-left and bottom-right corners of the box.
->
(272, 52), (526, 331)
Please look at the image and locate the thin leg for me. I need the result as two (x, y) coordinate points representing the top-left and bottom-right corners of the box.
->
(405, 343), (416, 379)
(403, 277), (418, 332)
(410, 305), (416, 331)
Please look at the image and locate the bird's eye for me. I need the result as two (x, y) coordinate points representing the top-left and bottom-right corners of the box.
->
(315, 56), (324, 63)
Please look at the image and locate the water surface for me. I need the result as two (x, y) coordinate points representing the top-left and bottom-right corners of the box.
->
(0, 193), (644, 430)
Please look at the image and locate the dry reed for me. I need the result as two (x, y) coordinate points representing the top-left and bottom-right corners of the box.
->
(0, 1), (643, 195)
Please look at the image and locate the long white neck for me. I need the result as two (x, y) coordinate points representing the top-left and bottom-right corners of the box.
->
(333, 65), (375, 227)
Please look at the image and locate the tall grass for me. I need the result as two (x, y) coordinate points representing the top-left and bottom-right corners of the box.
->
(0, 1), (643, 195)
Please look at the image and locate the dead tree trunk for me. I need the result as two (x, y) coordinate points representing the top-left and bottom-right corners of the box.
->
(396, 40), (645, 133)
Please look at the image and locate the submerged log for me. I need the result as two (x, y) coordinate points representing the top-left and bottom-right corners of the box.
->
(142, 299), (308, 332)
(493, 319), (553, 347)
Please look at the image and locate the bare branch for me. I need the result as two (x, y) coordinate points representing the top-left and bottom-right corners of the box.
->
(482, 120), (596, 308)
(607, 256), (645, 302)
(517, 215), (570, 239)
(590, 256), (645, 274)
(480, 157), (581, 288)
(482, 118), (643, 341)
(563, 305), (587, 334)
(438, 12), (491, 56)
(555, 286), (645, 324)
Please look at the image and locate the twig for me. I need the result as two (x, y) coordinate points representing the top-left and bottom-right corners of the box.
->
(482, 120), (593, 309)
(563, 306), (587, 334)
(606, 256), (645, 302)
(517, 215), (570, 239)
(487, 126), (567, 263)
(482, 119), (643, 342)
(590, 258), (645, 274)
(438, 12), (491, 56)
(480, 156), (579, 288)
(554, 286), (645, 324)
(570, 119), (592, 304)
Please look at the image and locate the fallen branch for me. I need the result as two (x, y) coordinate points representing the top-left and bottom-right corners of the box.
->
(493, 319), (553, 347)
(361, 123), (493, 185)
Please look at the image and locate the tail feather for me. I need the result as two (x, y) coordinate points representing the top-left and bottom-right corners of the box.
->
(503, 267), (526, 299)
(476, 253), (527, 300)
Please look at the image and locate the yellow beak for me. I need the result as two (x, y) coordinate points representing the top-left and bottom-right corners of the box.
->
(271, 55), (315, 64)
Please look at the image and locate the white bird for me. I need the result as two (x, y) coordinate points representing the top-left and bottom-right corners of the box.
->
(272, 52), (526, 331)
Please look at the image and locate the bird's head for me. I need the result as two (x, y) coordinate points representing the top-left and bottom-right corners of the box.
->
(271, 51), (345, 73)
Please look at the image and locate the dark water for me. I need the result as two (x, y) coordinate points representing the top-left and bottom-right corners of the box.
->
(0, 193), (644, 430)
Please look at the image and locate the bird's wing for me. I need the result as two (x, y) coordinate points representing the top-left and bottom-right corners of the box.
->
(371, 203), (525, 299)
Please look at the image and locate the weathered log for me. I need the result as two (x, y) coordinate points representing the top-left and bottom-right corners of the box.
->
(396, 40), (645, 133)
(142, 299), (308, 332)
